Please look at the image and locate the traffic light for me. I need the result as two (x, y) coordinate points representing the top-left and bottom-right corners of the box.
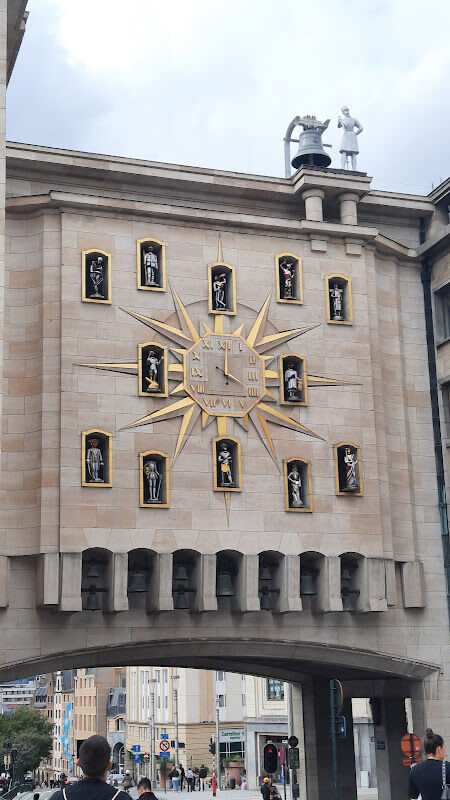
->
(209, 738), (216, 755)
(263, 743), (278, 774)
(143, 753), (150, 762)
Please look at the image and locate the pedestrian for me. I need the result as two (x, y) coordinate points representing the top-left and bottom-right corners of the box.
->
(408, 728), (450, 800)
(198, 766), (207, 792)
(241, 778), (247, 790)
(48, 735), (130, 800)
(178, 765), (185, 791)
(186, 769), (194, 792)
(121, 772), (133, 792)
(193, 770), (199, 791)
(60, 774), (67, 789)
(33, 793), (40, 800)
(169, 767), (180, 792)
(260, 778), (270, 800)
(136, 777), (158, 800)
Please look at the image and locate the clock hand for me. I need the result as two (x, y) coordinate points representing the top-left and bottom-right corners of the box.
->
(215, 365), (229, 385)
(223, 346), (244, 386)
(226, 371), (245, 387)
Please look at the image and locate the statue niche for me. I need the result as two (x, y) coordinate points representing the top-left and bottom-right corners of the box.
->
(280, 354), (307, 405)
(208, 263), (236, 315)
(82, 430), (112, 487)
(82, 249), (111, 304)
(284, 458), (312, 512)
(335, 443), (362, 495)
(326, 274), (353, 324)
(276, 253), (302, 304)
(213, 437), (242, 492)
(140, 451), (169, 508)
(138, 342), (168, 397)
(137, 238), (166, 291)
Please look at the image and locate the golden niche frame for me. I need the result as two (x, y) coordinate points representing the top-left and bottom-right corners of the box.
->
(279, 354), (308, 406)
(334, 443), (363, 496)
(138, 342), (168, 398)
(82, 249), (112, 304)
(276, 252), (303, 304)
(208, 262), (237, 315)
(137, 237), (166, 292)
(325, 274), (353, 325)
(81, 429), (113, 488)
(213, 436), (242, 492)
(139, 450), (170, 508)
(283, 457), (313, 512)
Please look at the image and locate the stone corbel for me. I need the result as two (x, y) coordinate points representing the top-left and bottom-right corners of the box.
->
(401, 561), (425, 608)
(59, 552), (82, 612)
(0, 556), (10, 608)
(233, 554), (260, 613)
(147, 552), (174, 612)
(384, 559), (397, 607)
(355, 558), (388, 613)
(36, 553), (59, 607)
(314, 555), (342, 612)
(278, 555), (302, 613)
(105, 552), (129, 613)
(194, 554), (218, 612)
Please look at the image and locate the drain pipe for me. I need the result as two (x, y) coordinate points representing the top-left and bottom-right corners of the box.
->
(419, 217), (450, 618)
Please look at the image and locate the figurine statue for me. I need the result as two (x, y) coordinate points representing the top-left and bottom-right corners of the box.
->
(284, 361), (301, 401)
(146, 350), (162, 392)
(144, 460), (162, 502)
(143, 245), (159, 286)
(279, 258), (295, 299)
(89, 256), (104, 298)
(287, 464), (303, 507)
(343, 447), (358, 491)
(86, 438), (104, 482)
(218, 443), (233, 486)
(330, 283), (344, 320)
(338, 107), (363, 170)
(213, 273), (227, 310)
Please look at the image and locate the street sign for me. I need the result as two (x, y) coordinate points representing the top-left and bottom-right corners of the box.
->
(160, 740), (170, 752)
(160, 752), (170, 759)
(279, 746), (285, 766)
(289, 747), (300, 769)
(132, 745), (141, 753)
(330, 679), (344, 715)
(134, 756), (140, 764)
(288, 735), (298, 748)
(160, 733), (169, 740)
(401, 733), (422, 765)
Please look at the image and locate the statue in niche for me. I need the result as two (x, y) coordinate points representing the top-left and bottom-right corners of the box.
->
(330, 283), (344, 320)
(213, 272), (227, 310)
(338, 106), (363, 170)
(144, 459), (162, 502)
(89, 256), (104, 298)
(343, 447), (358, 491)
(143, 245), (159, 287)
(86, 438), (104, 483)
(146, 350), (163, 392)
(279, 258), (295, 299)
(287, 463), (303, 507)
(218, 443), (234, 486)
(284, 361), (301, 401)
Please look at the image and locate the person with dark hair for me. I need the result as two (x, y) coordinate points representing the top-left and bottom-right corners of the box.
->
(408, 728), (450, 800)
(49, 736), (130, 800)
(136, 778), (158, 800)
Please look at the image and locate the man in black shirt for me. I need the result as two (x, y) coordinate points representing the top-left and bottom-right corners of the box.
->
(136, 777), (158, 800)
(49, 736), (130, 800)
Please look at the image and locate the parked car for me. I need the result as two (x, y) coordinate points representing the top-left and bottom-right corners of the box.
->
(108, 774), (124, 787)
(64, 778), (79, 786)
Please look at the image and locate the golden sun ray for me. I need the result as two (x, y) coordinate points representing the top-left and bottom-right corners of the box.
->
(217, 416), (228, 436)
(255, 324), (320, 354)
(170, 348), (188, 361)
(173, 404), (201, 464)
(120, 396), (195, 430)
(224, 491), (230, 523)
(232, 323), (245, 337)
(308, 375), (362, 387)
(264, 370), (279, 380)
(235, 415), (249, 431)
(214, 315), (225, 334)
(218, 237), (223, 262)
(202, 411), (214, 429)
(170, 382), (185, 395)
(257, 402), (324, 439)
(168, 363), (184, 374)
(77, 362), (138, 375)
(120, 307), (193, 344)
(170, 282), (201, 343)
(201, 321), (214, 335)
(250, 409), (278, 466)
(246, 293), (271, 347)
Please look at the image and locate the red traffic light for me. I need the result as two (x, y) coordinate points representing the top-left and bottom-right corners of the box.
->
(263, 743), (278, 774)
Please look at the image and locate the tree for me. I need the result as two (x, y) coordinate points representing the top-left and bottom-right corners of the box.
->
(0, 707), (53, 776)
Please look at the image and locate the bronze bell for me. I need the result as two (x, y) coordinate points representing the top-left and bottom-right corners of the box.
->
(259, 587), (272, 611)
(174, 588), (190, 610)
(128, 570), (147, 593)
(259, 564), (272, 581)
(216, 569), (235, 597)
(173, 564), (189, 582)
(84, 585), (101, 612)
(342, 588), (359, 612)
(291, 116), (331, 170)
(300, 571), (317, 596)
(85, 562), (101, 579)
(341, 567), (353, 585)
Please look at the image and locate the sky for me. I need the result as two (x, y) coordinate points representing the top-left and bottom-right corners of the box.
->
(6, 0), (450, 193)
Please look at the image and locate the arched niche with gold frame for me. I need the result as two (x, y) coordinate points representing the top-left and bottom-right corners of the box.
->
(139, 450), (170, 508)
(138, 342), (168, 397)
(208, 262), (236, 315)
(82, 249), (112, 304)
(334, 442), (363, 496)
(213, 436), (242, 492)
(137, 237), (166, 292)
(81, 429), (113, 487)
(279, 354), (308, 405)
(276, 253), (303, 304)
(284, 457), (312, 512)
(326, 274), (353, 325)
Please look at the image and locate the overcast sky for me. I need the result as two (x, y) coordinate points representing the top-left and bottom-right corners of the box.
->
(6, 0), (450, 193)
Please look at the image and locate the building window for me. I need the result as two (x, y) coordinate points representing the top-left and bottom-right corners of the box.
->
(216, 671), (225, 681)
(267, 679), (284, 701)
(435, 283), (450, 341)
(442, 383), (450, 439)
(218, 694), (226, 708)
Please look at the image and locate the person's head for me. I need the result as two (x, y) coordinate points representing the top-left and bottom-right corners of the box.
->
(33, 793), (40, 800)
(341, 106), (350, 116)
(137, 778), (152, 795)
(77, 735), (112, 779)
(263, 778), (270, 784)
(424, 728), (446, 760)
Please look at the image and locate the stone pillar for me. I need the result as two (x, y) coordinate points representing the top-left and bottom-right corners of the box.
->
(106, 552), (128, 613)
(290, 683), (307, 800)
(314, 555), (342, 612)
(148, 552), (173, 611)
(59, 553), (82, 612)
(0, 555), (9, 607)
(338, 192), (359, 225)
(234, 554), (259, 612)
(195, 553), (217, 612)
(36, 553), (59, 606)
(278, 555), (302, 613)
(302, 189), (325, 222)
(373, 698), (408, 800)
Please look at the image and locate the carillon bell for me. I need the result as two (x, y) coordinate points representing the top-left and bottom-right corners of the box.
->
(128, 570), (147, 593)
(84, 585), (102, 612)
(174, 589), (190, 610)
(291, 115), (331, 170)
(300, 571), (317, 597)
(259, 588), (272, 611)
(173, 564), (189, 582)
(85, 562), (101, 579)
(216, 568), (235, 597)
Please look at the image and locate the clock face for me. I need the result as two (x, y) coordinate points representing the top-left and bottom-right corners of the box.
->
(184, 333), (265, 416)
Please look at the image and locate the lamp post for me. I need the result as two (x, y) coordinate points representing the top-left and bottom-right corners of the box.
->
(215, 695), (220, 790)
(149, 678), (157, 787)
(171, 675), (180, 771)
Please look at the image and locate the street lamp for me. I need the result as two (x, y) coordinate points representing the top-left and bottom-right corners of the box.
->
(148, 678), (157, 786)
(171, 675), (180, 770)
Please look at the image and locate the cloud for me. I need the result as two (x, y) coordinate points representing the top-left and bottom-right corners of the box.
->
(6, 0), (450, 191)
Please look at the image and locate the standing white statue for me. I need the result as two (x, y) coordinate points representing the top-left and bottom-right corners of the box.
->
(330, 283), (344, 320)
(218, 443), (233, 486)
(86, 438), (104, 482)
(288, 464), (303, 507)
(344, 447), (358, 491)
(213, 273), (227, 310)
(144, 460), (161, 502)
(284, 361), (300, 400)
(338, 107), (363, 170)
(89, 257), (104, 298)
(144, 245), (159, 286)
(146, 350), (162, 392)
